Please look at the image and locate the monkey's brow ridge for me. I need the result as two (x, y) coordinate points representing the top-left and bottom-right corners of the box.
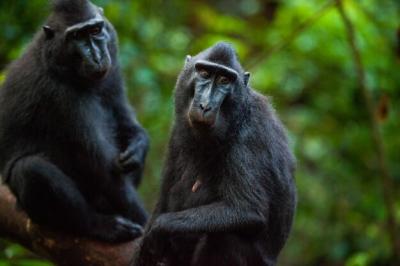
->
(195, 60), (239, 79)
(65, 13), (103, 33)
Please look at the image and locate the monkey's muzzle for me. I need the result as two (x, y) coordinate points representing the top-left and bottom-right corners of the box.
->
(188, 105), (217, 127)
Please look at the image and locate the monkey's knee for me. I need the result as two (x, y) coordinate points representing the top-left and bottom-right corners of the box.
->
(9, 156), (51, 196)
(7, 155), (85, 226)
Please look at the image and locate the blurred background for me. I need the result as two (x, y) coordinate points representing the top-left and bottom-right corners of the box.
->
(0, 0), (399, 265)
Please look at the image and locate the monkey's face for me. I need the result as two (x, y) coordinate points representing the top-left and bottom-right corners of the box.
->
(43, 7), (113, 82)
(188, 60), (238, 130)
(64, 15), (112, 81)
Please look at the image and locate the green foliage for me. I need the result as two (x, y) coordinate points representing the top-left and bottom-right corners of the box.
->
(0, 240), (54, 266)
(0, 0), (399, 265)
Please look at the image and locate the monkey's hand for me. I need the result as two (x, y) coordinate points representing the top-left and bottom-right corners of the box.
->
(117, 140), (147, 173)
(148, 214), (175, 236)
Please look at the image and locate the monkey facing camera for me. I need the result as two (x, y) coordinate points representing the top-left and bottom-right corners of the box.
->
(0, 0), (149, 242)
(133, 42), (297, 266)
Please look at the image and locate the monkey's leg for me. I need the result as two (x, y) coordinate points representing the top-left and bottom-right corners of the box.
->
(7, 155), (142, 242)
(132, 236), (167, 266)
(104, 174), (148, 226)
(191, 234), (272, 266)
(133, 230), (186, 266)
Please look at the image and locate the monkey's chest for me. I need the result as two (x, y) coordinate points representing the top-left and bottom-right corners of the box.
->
(58, 102), (118, 179)
(167, 177), (218, 212)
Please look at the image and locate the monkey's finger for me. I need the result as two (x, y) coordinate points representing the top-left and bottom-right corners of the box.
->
(119, 149), (134, 162)
(120, 154), (141, 170)
(115, 217), (144, 233)
(111, 157), (124, 174)
(112, 217), (144, 240)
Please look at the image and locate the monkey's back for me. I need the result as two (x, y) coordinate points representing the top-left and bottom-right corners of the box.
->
(247, 90), (297, 260)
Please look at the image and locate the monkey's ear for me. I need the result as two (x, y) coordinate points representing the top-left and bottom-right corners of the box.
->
(244, 72), (250, 86)
(185, 55), (192, 65)
(43, 26), (55, 39)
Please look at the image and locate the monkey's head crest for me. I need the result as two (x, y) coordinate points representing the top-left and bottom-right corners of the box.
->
(50, 0), (99, 26)
(200, 42), (245, 77)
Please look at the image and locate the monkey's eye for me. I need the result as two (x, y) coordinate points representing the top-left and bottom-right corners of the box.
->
(73, 30), (86, 39)
(88, 26), (102, 36)
(218, 76), (230, 85)
(198, 69), (210, 79)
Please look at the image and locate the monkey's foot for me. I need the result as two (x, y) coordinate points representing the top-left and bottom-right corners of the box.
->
(89, 215), (144, 243)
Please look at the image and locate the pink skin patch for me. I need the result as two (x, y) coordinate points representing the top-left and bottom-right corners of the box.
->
(192, 179), (202, 192)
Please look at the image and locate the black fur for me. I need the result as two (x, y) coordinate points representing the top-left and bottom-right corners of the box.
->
(0, 0), (149, 242)
(134, 42), (297, 266)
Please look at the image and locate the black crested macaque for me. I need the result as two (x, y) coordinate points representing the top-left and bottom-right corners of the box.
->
(0, 0), (149, 242)
(133, 42), (297, 266)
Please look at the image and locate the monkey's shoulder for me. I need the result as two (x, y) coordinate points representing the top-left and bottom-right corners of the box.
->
(248, 89), (275, 115)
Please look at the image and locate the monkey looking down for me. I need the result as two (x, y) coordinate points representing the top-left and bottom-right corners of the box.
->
(0, 0), (149, 242)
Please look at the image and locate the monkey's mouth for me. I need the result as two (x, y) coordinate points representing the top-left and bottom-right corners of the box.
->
(89, 69), (109, 80)
(188, 109), (216, 128)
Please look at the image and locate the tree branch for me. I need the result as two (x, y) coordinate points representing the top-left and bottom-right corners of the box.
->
(0, 184), (138, 266)
(336, 0), (400, 262)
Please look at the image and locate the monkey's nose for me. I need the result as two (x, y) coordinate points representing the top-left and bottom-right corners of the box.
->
(199, 103), (212, 113)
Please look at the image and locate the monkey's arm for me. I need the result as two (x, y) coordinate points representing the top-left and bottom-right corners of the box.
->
(144, 136), (182, 227)
(134, 201), (262, 266)
(149, 201), (266, 235)
(115, 99), (149, 158)
(117, 111), (149, 170)
(112, 95), (149, 185)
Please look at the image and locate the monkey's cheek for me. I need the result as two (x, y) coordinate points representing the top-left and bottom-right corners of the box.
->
(187, 109), (200, 127)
